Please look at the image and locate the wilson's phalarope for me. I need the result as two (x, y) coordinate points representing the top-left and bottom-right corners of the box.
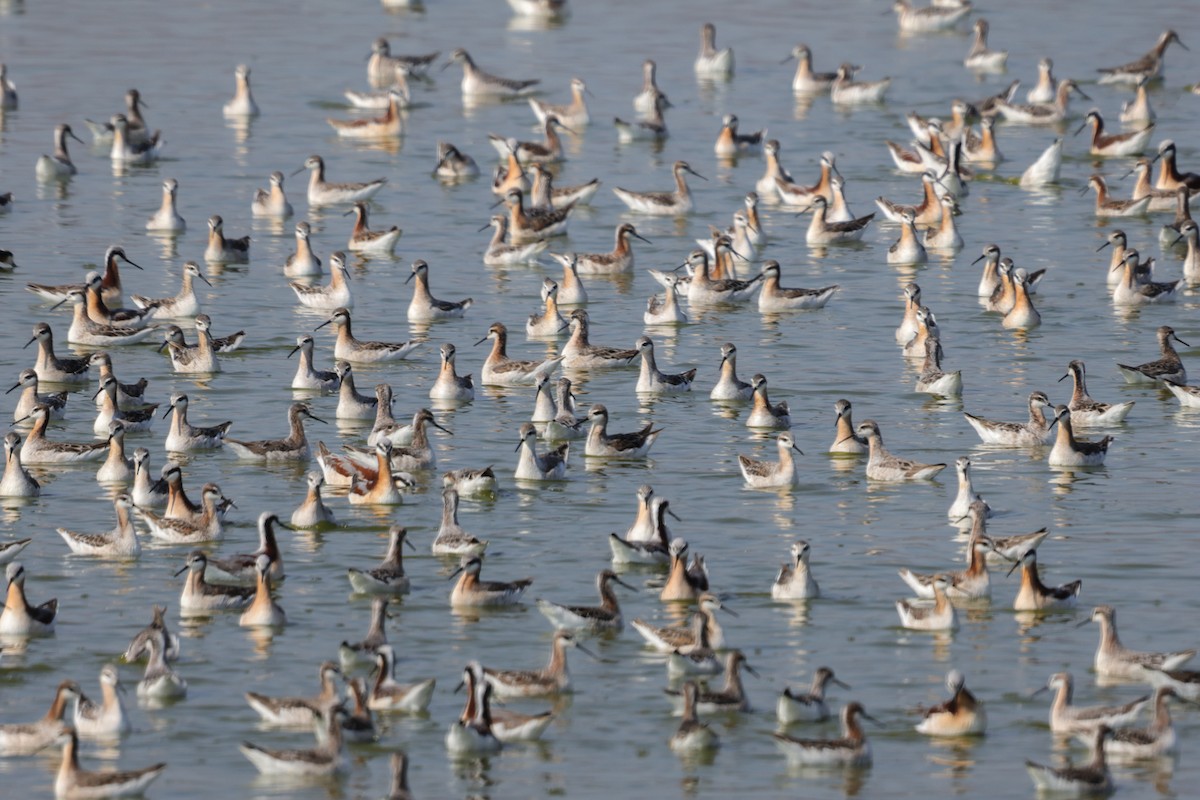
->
(830, 63), (891, 104)
(756, 140), (792, 202)
(490, 117), (569, 165)
(88, 352), (147, 408)
(447, 665), (502, 754)
(784, 44), (836, 93)
(537, 569), (633, 632)
(972, 244), (1004, 297)
(1093, 687), (1182, 759)
(1008, 549), (1081, 610)
(317, 307), (420, 363)
(659, 539), (708, 602)
(634, 592), (729, 653)
(757, 261), (838, 312)
(665, 651), (755, 714)
(95, 421), (134, 483)
(1114, 251), (1181, 305)
(1060, 360), (1134, 426)
(964, 18), (1006, 70)
(895, 283), (923, 344)
(964, 391), (1053, 446)
(859, 419), (945, 480)
(137, 483), (227, 543)
(71, 664), (130, 739)
(0, 682), (71, 755)
(1128, 158), (1177, 212)
(289, 335), (338, 391)
(504, 188), (574, 242)
(830, 398), (868, 455)
(35, 123), (84, 180)
(1172, 220), (1200, 285)
(530, 77), (590, 128)
(775, 701), (878, 765)
(1120, 77), (1155, 124)
(585, 404), (660, 458)
(345, 407), (446, 472)
(892, 0), (971, 32)
(285, 221), (322, 277)
(772, 540), (819, 600)
(1018, 138), (1063, 188)
(425, 344), (474, 404)
(694, 21), (733, 77)
(684, 249), (762, 306)
(1086, 605), (1195, 681)
(746, 374), (790, 429)
(238, 554), (286, 627)
(1077, 109), (1153, 157)
(528, 162), (600, 209)
(876, 172), (942, 225)
(160, 316), (220, 374)
(633, 59), (667, 115)
(131, 450), (167, 508)
(901, 529), (995, 600)
(226, 402), (324, 461)
(446, 47), (539, 99)
(124, 604), (180, 665)
(897, 577), (958, 630)
(9, 368), (67, 422)
(609, 496), (673, 564)
(368, 38), (437, 85)
(348, 527), (411, 595)
(176, 550), (252, 612)
(887, 210), (928, 265)
(635, 336), (695, 394)
(1098, 30), (1186, 85)
(203, 515), (284, 588)
(132, 630), (186, 700)
(714, 114), (763, 157)
(143, 177), (186, 233)
(527, 279), (566, 338)
(1047, 405), (1112, 467)
(477, 322), (560, 386)
(0, 433), (40, 498)
(1002, 270), (1041, 329)
(25, 323), (89, 384)
(994, 79), (1088, 124)
(333, 362), (376, 419)
(621, 483), (660, 544)
(241, 704), (347, 775)
(1, 562), (57, 635)
(923, 195), (963, 250)
(948, 458), (989, 521)
(294, 155), (386, 206)
(434, 141), (479, 180)
(109, 113), (162, 164)
(17, 404), (107, 464)
(246, 662), (340, 727)
(292, 252), (352, 311)
(575, 223), (650, 276)
(406, 260), (472, 321)
(82, 274), (150, 328)
(963, 115), (1002, 164)
(1037, 672), (1146, 734)
(443, 467), (498, 498)
(778, 667), (848, 725)
(223, 64), (259, 117)
(346, 441), (405, 506)
(801, 195), (874, 244)
(739, 433), (803, 489)
(915, 337), (962, 396)
(485, 630), (596, 698)
(327, 90), (404, 139)
(450, 555), (530, 607)
(544, 377), (584, 440)
(1118, 325), (1188, 384)
(0, 62), (16, 109)
(671, 681), (719, 753)
(291, 472), (335, 528)
(613, 161), (704, 216)
(251, 171), (292, 218)
(57, 493), (140, 559)
(204, 215), (250, 264)
(1026, 57), (1057, 103)
(515, 422), (569, 480)
(482, 214), (547, 266)
(431, 487), (488, 555)
(60, 290), (156, 347)
(344, 203), (400, 254)
(129, 262), (209, 322)
(54, 727), (165, 798)
(1153, 140), (1200, 192)
(709, 343), (752, 401)
(917, 670), (986, 736)
(560, 309), (638, 369)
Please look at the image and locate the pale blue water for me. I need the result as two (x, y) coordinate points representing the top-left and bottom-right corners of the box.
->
(0, 0), (1199, 797)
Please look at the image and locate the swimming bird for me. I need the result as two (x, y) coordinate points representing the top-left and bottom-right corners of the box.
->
(175, 550), (252, 613)
(130, 261), (210, 320)
(1026, 57), (1057, 103)
(914, 337), (962, 396)
(240, 704), (347, 776)
(245, 661), (342, 727)
(1008, 549), (1081, 611)
(430, 488), (488, 555)
(162, 393), (230, 452)
(694, 22), (733, 77)
(24, 322), (89, 383)
(160, 316), (222, 374)
(447, 665), (502, 755)
(994, 79), (1088, 125)
(900, 531), (995, 600)
(18, 404), (107, 464)
(122, 605), (180, 665)
(327, 89), (404, 139)
(0, 682), (72, 755)
(0, 562), (57, 635)
(449, 555), (531, 607)
(633, 592), (730, 653)
(830, 63), (891, 104)
(288, 335), (339, 392)
(584, 404), (660, 458)
(109, 113), (162, 164)
(289, 471), (335, 529)
(858, 419), (945, 480)
(608, 496), (674, 565)
(482, 214), (547, 266)
(529, 77), (590, 128)
(223, 63), (258, 116)
(714, 114), (764, 157)
(739, 433), (803, 489)
(963, 18), (1006, 70)
(1036, 672), (1147, 734)
(709, 343), (753, 401)
(1085, 174), (1151, 218)
(665, 651), (755, 714)
(35, 124), (84, 179)
(1117, 325), (1188, 384)
(515, 422), (569, 481)
(777, 667), (848, 725)
(917, 670), (986, 736)
(772, 540), (819, 600)
(829, 398), (868, 455)
(801, 196), (874, 244)
(659, 538), (709, 602)
(574, 223), (650, 275)
(671, 681), (719, 753)
(948, 458), (989, 521)
(446, 48), (539, 99)
(892, 0), (971, 32)
(294, 155), (386, 206)
(316, 307), (420, 363)
(745, 373), (790, 430)
(1113, 251), (1182, 305)
(434, 141), (479, 180)
(71, 664), (131, 739)
(8, 368), (68, 422)
(203, 215), (250, 264)
(60, 290), (156, 347)
(1097, 29), (1186, 85)
(537, 569), (634, 633)
(251, 171), (292, 218)
(57, 494), (140, 559)
(347, 527), (412, 595)
(285, 221), (322, 277)
(366, 645), (435, 712)
(613, 161), (705, 216)
(784, 43), (837, 93)
(406, 260), (472, 321)
(887, 210), (928, 265)
(291, 252), (352, 310)
(775, 700), (879, 765)
(486, 630), (597, 698)
(896, 577), (958, 631)
(238, 555), (286, 628)
(964, 391), (1053, 446)
(144, 178), (185, 233)
(205, 513), (286, 587)
(1077, 109), (1153, 157)
(1086, 605), (1195, 681)
(344, 202), (401, 254)
(0, 434), (40, 498)
(635, 336), (695, 394)
(1152, 140), (1200, 193)
(1047, 405), (1112, 467)
(54, 727), (165, 798)
(367, 38), (438, 85)
(757, 261), (838, 312)
(226, 402), (324, 461)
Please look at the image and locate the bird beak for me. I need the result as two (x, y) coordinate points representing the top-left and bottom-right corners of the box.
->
(632, 232), (651, 244)
(196, 272), (212, 287)
(1074, 87), (1092, 101)
(1057, 372), (1070, 383)
(173, 564), (190, 577)
(22, 336), (37, 349)
(157, 340), (169, 353)
(1072, 120), (1088, 137)
(474, 335), (489, 346)
(686, 166), (708, 181)
(832, 678), (852, 690)
(477, 221), (492, 232)
(161, 405), (173, 419)
(1174, 334), (1191, 347)
(719, 604), (739, 618)
(779, 53), (795, 65)
(67, 130), (85, 144)
(1006, 559), (1023, 578)
(791, 443), (804, 455)
(743, 662), (760, 678)
(404, 271), (415, 284)
(120, 255), (144, 270)
(432, 421), (453, 435)
(50, 296), (70, 310)
(448, 565), (465, 580)
(287, 345), (301, 359)
(308, 413), (328, 425)
(314, 319), (332, 331)
(1096, 240), (1111, 252)
(614, 576), (637, 591)
(92, 386), (106, 402)
(453, 680), (465, 694)
(4, 383), (20, 395)
(970, 253), (986, 265)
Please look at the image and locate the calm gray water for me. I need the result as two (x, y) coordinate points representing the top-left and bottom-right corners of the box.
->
(1, 0), (1199, 797)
